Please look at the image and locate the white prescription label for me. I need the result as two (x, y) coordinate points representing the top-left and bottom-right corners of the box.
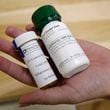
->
(21, 40), (57, 88)
(42, 21), (86, 70)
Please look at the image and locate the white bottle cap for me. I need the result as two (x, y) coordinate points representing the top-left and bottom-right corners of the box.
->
(13, 31), (40, 48)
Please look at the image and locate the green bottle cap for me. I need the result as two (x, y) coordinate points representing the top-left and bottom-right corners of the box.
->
(32, 5), (61, 34)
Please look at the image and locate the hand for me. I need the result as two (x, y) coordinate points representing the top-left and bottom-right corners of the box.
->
(0, 25), (110, 106)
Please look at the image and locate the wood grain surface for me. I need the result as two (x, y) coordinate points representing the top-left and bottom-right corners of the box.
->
(0, 1), (110, 107)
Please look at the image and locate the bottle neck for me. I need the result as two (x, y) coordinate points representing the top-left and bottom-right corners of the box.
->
(36, 17), (61, 36)
(41, 20), (62, 37)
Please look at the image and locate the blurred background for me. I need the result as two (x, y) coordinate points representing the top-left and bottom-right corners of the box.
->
(0, 0), (110, 110)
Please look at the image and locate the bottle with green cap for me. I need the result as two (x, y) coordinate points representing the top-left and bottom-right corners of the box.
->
(32, 5), (90, 78)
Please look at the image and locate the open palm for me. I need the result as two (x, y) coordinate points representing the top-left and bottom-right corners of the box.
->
(0, 26), (110, 106)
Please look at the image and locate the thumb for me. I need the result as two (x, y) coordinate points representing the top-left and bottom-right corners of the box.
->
(19, 87), (71, 106)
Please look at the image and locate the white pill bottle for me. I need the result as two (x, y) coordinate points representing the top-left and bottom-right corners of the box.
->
(32, 5), (90, 78)
(13, 31), (57, 88)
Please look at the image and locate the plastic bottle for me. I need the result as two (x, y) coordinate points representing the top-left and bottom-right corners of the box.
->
(13, 31), (57, 88)
(32, 5), (90, 78)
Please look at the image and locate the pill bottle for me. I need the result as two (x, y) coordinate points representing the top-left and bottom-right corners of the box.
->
(32, 5), (90, 78)
(13, 31), (57, 88)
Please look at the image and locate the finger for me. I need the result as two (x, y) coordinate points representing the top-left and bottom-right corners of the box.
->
(19, 86), (71, 106)
(0, 38), (23, 62)
(5, 26), (25, 38)
(0, 56), (35, 86)
(25, 24), (41, 36)
(25, 24), (35, 31)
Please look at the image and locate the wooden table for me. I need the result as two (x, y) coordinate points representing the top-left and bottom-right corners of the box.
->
(0, 0), (110, 109)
